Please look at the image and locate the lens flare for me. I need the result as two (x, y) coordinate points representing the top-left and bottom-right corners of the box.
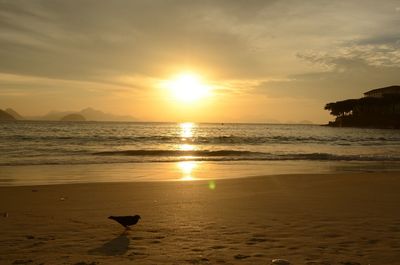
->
(208, 180), (216, 190)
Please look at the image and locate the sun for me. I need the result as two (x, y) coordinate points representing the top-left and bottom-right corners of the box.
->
(164, 72), (211, 103)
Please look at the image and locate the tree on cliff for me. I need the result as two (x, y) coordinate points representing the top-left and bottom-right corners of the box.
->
(324, 99), (358, 117)
(325, 94), (400, 128)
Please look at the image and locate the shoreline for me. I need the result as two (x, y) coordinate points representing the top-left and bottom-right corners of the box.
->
(2, 160), (400, 187)
(1, 172), (400, 264)
(0, 169), (399, 188)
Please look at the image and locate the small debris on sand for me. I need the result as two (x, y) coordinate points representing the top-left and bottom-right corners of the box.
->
(272, 259), (292, 265)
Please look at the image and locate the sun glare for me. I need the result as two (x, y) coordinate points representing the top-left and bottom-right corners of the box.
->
(164, 72), (211, 103)
(180, 122), (195, 138)
(178, 161), (197, 181)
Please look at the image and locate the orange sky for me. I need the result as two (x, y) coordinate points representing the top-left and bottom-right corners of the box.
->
(1, 1), (400, 123)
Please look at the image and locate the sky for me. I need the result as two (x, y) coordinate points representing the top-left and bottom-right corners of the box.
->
(0, 0), (400, 123)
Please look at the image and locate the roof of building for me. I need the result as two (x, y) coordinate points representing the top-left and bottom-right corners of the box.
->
(364, 85), (400, 95)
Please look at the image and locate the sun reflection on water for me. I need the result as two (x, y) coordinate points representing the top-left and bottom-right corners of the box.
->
(178, 122), (196, 152)
(177, 123), (198, 180)
(180, 122), (194, 139)
(179, 144), (195, 151)
(178, 161), (197, 181)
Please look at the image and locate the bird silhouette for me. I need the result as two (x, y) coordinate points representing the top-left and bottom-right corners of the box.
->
(108, 214), (141, 229)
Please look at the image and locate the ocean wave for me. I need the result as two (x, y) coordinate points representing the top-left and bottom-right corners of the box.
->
(2, 151), (400, 166)
(3, 134), (400, 146)
(93, 149), (400, 162)
(94, 149), (264, 157)
(2, 122), (400, 167)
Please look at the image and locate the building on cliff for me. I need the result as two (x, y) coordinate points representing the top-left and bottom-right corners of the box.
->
(364, 85), (400, 98)
(325, 85), (400, 129)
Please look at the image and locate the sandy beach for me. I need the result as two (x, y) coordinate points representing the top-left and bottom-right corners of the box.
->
(1, 172), (400, 265)
(2, 0), (400, 264)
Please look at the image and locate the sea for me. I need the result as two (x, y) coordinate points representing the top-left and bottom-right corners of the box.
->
(1, 121), (400, 186)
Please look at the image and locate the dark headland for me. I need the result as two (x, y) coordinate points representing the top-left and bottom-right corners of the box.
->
(60, 113), (86, 121)
(325, 85), (400, 129)
(0, 109), (16, 121)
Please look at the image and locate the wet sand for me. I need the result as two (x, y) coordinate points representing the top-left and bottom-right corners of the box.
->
(1, 172), (400, 264)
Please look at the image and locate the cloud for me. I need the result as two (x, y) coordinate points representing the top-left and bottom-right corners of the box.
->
(298, 43), (400, 71)
(257, 43), (400, 101)
(256, 32), (400, 101)
(0, 0), (275, 83)
(1, 0), (400, 122)
(2, 1), (399, 77)
(3, 0), (398, 83)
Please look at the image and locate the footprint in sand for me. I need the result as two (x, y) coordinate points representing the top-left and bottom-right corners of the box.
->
(191, 248), (203, 252)
(12, 260), (33, 265)
(185, 257), (210, 264)
(146, 229), (160, 233)
(366, 239), (379, 244)
(210, 245), (226, 250)
(234, 254), (251, 260)
(305, 262), (331, 265)
(247, 235), (268, 245)
(130, 236), (144, 240)
(73, 262), (99, 265)
(248, 237), (267, 243)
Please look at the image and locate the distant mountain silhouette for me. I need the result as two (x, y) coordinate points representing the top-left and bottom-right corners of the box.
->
(39, 110), (73, 121)
(79, 108), (136, 121)
(60, 113), (86, 121)
(5, 108), (24, 120)
(28, 107), (136, 121)
(0, 109), (16, 121)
